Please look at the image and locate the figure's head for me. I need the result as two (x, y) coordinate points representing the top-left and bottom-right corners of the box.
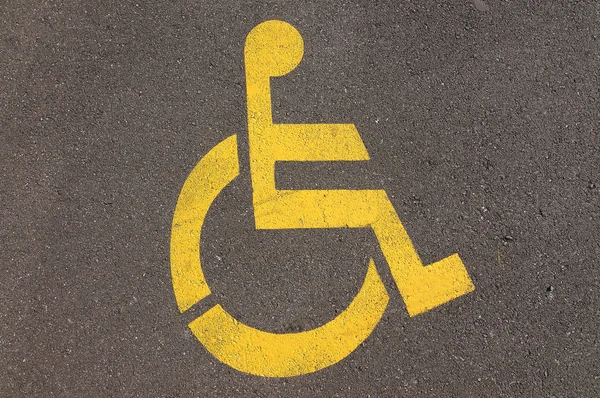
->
(244, 20), (304, 77)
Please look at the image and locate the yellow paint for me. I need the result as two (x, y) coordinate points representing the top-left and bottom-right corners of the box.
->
(245, 20), (474, 316)
(170, 135), (239, 312)
(170, 20), (475, 378)
(189, 260), (388, 377)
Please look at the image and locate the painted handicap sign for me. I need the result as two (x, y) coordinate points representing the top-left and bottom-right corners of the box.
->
(171, 20), (474, 377)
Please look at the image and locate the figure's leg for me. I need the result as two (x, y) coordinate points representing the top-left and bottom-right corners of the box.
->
(371, 192), (475, 316)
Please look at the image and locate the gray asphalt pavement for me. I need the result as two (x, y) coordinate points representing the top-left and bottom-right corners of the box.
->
(1, 0), (598, 396)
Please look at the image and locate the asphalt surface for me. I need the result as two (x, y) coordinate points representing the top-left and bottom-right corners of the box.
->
(1, 0), (598, 396)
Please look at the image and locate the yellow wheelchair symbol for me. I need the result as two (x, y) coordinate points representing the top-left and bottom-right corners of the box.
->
(171, 20), (474, 377)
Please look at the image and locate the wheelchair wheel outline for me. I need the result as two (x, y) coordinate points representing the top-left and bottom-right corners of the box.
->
(171, 135), (389, 377)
